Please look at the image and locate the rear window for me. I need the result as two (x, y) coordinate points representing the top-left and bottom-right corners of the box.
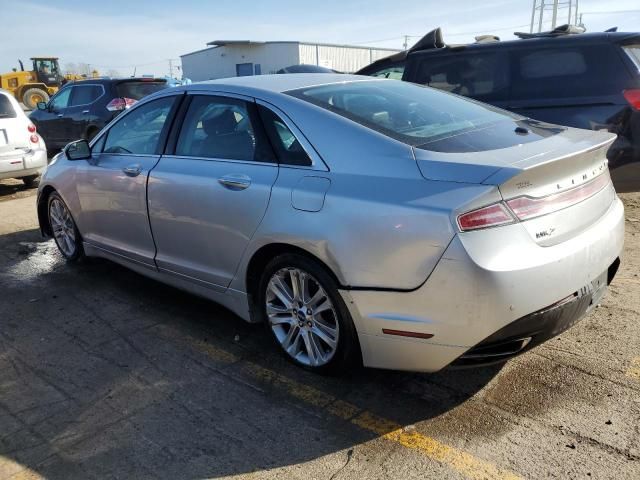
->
(116, 81), (167, 100)
(0, 95), (17, 118)
(287, 80), (520, 147)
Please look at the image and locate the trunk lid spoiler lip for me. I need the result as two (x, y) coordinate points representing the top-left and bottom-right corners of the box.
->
(412, 128), (617, 188)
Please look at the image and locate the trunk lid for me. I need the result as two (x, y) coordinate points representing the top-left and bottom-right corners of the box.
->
(414, 125), (617, 246)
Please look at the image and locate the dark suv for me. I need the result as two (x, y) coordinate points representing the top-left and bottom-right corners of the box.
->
(357, 28), (640, 192)
(29, 77), (168, 152)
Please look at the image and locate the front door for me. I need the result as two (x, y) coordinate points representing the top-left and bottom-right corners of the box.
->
(148, 93), (278, 289)
(76, 94), (180, 266)
(36, 86), (72, 148)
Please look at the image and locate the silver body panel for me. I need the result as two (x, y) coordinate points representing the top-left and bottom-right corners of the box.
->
(38, 75), (625, 372)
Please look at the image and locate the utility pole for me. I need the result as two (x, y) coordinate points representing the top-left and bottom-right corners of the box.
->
(402, 35), (409, 50)
(168, 59), (173, 79)
(551, 0), (559, 29)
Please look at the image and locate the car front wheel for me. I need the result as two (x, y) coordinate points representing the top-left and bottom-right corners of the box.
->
(48, 192), (83, 261)
(258, 253), (360, 374)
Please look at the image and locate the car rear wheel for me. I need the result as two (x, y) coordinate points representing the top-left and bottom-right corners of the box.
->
(258, 253), (360, 374)
(48, 192), (83, 261)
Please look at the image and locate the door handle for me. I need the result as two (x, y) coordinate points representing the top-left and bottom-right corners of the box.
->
(82, 110), (90, 114)
(122, 164), (142, 177)
(57, 113), (63, 118)
(218, 174), (251, 190)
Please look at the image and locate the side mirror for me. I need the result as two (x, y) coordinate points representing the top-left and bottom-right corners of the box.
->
(64, 140), (91, 161)
(37, 102), (48, 111)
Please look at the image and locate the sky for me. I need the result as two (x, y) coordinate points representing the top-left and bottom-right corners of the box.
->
(1, 0), (639, 78)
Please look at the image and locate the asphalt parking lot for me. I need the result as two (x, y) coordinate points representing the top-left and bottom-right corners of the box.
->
(0, 179), (639, 480)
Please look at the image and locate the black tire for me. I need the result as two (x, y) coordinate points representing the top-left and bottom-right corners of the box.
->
(257, 253), (361, 374)
(22, 88), (50, 110)
(47, 192), (84, 262)
(21, 175), (40, 188)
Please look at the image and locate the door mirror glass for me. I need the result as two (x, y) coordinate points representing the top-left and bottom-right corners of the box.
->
(37, 101), (48, 111)
(64, 139), (91, 160)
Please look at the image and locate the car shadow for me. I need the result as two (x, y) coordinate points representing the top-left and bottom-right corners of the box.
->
(0, 179), (36, 198)
(0, 228), (505, 479)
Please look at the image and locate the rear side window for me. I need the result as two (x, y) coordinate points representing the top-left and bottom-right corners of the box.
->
(520, 50), (586, 78)
(116, 81), (168, 100)
(0, 95), (17, 118)
(69, 85), (103, 106)
(258, 105), (311, 166)
(623, 45), (640, 71)
(176, 95), (274, 162)
(103, 96), (175, 155)
(413, 51), (509, 102)
(512, 44), (626, 100)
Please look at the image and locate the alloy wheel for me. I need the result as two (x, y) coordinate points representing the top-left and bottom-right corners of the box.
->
(266, 267), (339, 367)
(49, 198), (77, 257)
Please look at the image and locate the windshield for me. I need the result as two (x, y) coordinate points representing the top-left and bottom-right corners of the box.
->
(287, 80), (521, 148)
(116, 80), (168, 100)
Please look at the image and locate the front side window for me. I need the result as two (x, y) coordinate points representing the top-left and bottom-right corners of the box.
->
(50, 88), (71, 111)
(176, 95), (273, 162)
(258, 105), (311, 166)
(69, 85), (103, 106)
(288, 80), (520, 148)
(103, 96), (175, 155)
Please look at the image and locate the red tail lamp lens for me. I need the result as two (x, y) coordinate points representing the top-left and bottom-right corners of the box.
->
(457, 203), (515, 231)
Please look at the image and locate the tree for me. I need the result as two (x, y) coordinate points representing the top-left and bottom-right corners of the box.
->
(106, 69), (120, 78)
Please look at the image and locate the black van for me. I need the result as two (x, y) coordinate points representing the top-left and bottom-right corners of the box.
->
(357, 27), (640, 192)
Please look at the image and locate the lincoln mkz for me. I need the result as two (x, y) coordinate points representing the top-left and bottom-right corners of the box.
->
(37, 74), (624, 373)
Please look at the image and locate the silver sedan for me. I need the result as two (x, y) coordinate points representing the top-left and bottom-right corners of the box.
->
(37, 74), (624, 373)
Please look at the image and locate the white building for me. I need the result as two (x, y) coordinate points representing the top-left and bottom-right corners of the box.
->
(181, 40), (399, 81)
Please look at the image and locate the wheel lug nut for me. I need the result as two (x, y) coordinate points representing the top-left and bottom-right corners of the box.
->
(306, 309), (312, 315)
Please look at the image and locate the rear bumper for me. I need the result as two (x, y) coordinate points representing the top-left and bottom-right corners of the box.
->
(0, 148), (47, 179)
(341, 196), (625, 372)
(452, 257), (619, 367)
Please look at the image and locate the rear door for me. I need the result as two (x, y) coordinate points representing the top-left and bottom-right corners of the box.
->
(148, 92), (278, 290)
(75, 94), (181, 266)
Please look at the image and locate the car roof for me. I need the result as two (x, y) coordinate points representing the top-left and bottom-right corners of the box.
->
(192, 74), (370, 93)
(409, 31), (639, 56)
(64, 77), (167, 86)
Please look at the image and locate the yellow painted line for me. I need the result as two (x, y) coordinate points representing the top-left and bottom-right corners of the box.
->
(627, 357), (640, 380)
(166, 330), (522, 480)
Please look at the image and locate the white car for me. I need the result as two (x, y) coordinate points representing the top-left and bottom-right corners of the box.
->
(0, 89), (47, 187)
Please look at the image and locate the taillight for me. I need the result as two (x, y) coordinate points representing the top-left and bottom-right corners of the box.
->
(27, 123), (36, 133)
(457, 173), (610, 232)
(106, 97), (137, 112)
(29, 134), (39, 144)
(457, 203), (515, 231)
(506, 173), (610, 221)
(623, 89), (640, 110)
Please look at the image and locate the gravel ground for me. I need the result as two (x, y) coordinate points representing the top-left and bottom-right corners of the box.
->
(0, 182), (638, 480)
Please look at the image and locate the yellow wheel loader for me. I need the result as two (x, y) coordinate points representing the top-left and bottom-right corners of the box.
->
(0, 57), (63, 110)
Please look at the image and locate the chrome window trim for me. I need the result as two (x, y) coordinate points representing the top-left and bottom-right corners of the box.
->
(161, 154), (278, 168)
(254, 99), (328, 172)
(68, 84), (106, 108)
